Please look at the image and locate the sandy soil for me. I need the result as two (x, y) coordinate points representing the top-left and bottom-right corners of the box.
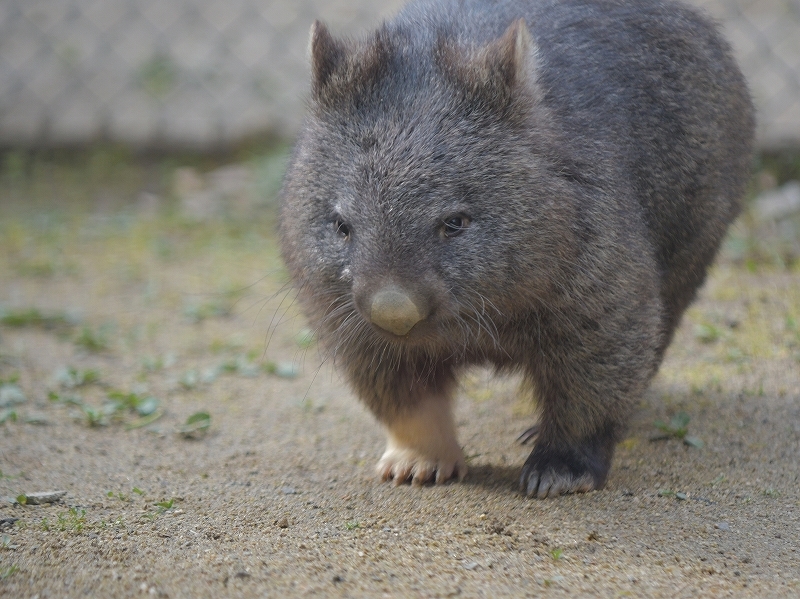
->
(0, 190), (799, 598)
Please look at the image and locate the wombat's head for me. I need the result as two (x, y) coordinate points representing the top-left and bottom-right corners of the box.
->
(280, 18), (577, 359)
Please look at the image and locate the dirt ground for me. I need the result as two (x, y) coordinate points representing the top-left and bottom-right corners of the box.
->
(0, 155), (799, 598)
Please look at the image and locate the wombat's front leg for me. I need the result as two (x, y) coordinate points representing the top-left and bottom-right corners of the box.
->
(519, 307), (659, 498)
(520, 426), (616, 499)
(377, 392), (466, 485)
(346, 361), (465, 485)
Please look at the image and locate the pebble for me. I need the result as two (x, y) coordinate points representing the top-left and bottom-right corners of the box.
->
(22, 491), (67, 505)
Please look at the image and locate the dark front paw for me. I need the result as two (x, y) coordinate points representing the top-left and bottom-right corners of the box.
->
(520, 437), (613, 499)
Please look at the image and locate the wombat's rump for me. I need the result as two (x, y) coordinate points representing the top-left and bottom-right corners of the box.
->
(279, 0), (754, 497)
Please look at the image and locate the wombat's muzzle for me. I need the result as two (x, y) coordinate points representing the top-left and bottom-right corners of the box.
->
(369, 285), (428, 336)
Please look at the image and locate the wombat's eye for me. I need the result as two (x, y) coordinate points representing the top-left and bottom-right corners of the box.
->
(441, 214), (471, 238)
(334, 216), (351, 240)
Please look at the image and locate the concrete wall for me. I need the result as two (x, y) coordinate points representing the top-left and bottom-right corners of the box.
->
(0, 0), (797, 150)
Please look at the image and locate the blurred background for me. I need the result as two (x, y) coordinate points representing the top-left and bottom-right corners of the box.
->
(0, 0), (798, 150)
(0, 0), (798, 257)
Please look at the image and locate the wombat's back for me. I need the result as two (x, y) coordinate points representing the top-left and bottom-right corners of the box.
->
(398, 0), (755, 346)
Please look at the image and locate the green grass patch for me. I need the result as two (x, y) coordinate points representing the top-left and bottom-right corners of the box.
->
(54, 366), (101, 388)
(653, 412), (704, 448)
(0, 308), (75, 330)
(74, 325), (112, 352)
(178, 412), (211, 438)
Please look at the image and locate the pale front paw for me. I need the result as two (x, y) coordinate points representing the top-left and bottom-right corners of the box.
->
(377, 444), (466, 486)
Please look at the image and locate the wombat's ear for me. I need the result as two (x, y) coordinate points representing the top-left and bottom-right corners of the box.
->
(484, 19), (534, 92)
(309, 21), (347, 96)
(437, 18), (539, 110)
(308, 21), (392, 106)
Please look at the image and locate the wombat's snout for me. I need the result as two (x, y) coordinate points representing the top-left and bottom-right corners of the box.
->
(369, 285), (427, 336)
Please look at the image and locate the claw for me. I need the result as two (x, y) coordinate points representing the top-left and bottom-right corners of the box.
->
(517, 423), (540, 445)
(520, 435), (613, 498)
(377, 446), (466, 486)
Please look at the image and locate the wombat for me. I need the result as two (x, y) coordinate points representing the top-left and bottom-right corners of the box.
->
(279, 0), (754, 498)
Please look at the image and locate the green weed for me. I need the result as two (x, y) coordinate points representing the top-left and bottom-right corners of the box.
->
(654, 411), (704, 448)
(264, 361), (299, 379)
(178, 412), (211, 438)
(54, 366), (101, 388)
(142, 498), (175, 521)
(74, 325), (111, 352)
(0, 409), (18, 424)
(710, 474), (726, 486)
(54, 507), (86, 532)
(142, 352), (176, 373)
(47, 391), (83, 406)
(106, 390), (159, 416)
(0, 308), (74, 330)
(68, 390), (165, 429)
(694, 323), (721, 344)
(217, 355), (260, 378)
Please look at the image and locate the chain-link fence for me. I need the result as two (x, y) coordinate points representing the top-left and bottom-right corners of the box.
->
(0, 0), (798, 150)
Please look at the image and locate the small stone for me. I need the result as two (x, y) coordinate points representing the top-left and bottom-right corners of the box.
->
(463, 562), (479, 571)
(281, 486), (298, 495)
(21, 491), (67, 505)
(275, 517), (289, 529)
(715, 521), (731, 532)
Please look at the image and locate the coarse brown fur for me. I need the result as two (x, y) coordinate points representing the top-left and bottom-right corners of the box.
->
(279, 0), (755, 497)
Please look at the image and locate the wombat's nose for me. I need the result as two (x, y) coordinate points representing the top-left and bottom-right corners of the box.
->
(369, 285), (425, 336)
